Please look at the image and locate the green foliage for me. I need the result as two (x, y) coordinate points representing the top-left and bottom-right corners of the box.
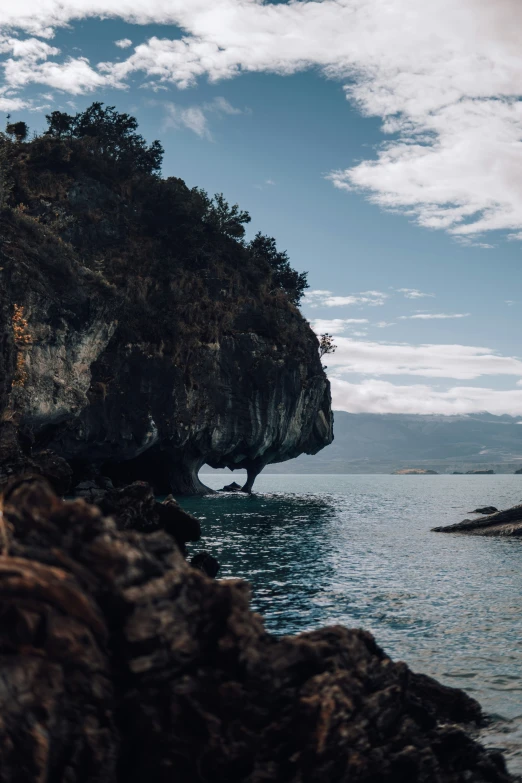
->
(204, 192), (251, 239)
(6, 122), (28, 142)
(248, 232), (308, 306)
(45, 103), (164, 175)
(318, 333), (337, 361)
(45, 111), (74, 138)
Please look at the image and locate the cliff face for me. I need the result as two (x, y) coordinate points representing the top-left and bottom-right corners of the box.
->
(0, 136), (332, 493)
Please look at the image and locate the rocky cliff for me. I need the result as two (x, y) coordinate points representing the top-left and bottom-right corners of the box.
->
(0, 111), (332, 493)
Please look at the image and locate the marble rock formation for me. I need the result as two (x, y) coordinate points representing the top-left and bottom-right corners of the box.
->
(0, 155), (332, 495)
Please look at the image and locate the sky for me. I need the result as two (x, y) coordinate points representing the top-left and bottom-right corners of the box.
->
(1, 0), (522, 415)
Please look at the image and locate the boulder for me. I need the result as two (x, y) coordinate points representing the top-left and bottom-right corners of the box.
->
(190, 550), (220, 578)
(73, 480), (201, 553)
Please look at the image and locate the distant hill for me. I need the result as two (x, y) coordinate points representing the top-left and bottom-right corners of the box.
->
(203, 412), (522, 475)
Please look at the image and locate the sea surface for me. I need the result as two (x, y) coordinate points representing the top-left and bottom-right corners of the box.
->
(180, 474), (522, 774)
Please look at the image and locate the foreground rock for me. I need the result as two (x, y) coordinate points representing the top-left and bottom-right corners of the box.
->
(0, 476), (514, 783)
(433, 504), (522, 536)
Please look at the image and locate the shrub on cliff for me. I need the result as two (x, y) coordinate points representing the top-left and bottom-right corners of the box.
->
(6, 121), (28, 143)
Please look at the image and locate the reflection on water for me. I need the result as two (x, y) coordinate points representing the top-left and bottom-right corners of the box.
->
(179, 474), (522, 774)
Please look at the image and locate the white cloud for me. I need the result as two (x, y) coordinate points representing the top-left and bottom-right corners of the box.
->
(115, 38), (132, 49)
(164, 103), (210, 138)
(374, 321), (396, 328)
(0, 95), (31, 111)
(327, 338), (522, 380)
(210, 95), (243, 115)
(4, 55), (115, 93)
(163, 96), (245, 139)
(330, 377), (522, 415)
(397, 288), (434, 299)
(398, 313), (470, 320)
(304, 289), (388, 308)
(0, 37), (59, 60)
(2, 1), (522, 238)
(312, 318), (368, 334)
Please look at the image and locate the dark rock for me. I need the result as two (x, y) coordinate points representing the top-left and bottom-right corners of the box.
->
(470, 506), (498, 515)
(72, 480), (201, 553)
(190, 550), (220, 578)
(433, 503), (522, 536)
(0, 436), (73, 495)
(26, 450), (73, 495)
(0, 476), (515, 783)
(74, 478), (110, 505)
(515, 468), (522, 474)
(221, 480), (244, 492)
(466, 470), (495, 475)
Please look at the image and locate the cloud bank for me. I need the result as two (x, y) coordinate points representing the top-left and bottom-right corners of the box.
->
(398, 313), (470, 320)
(2, 1), (522, 238)
(330, 378), (522, 416)
(325, 338), (522, 380)
(304, 289), (388, 308)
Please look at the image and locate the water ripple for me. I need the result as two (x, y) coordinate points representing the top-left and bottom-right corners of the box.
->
(180, 474), (522, 774)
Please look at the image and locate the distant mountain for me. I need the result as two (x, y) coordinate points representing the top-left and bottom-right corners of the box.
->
(203, 412), (522, 475)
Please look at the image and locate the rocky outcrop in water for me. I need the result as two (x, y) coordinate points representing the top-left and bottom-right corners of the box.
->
(0, 476), (515, 783)
(470, 506), (498, 515)
(392, 468), (438, 475)
(0, 122), (332, 494)
(433, 504), (522, 536)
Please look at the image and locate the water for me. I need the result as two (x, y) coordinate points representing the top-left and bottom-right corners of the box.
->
(179, 474), (522, 773)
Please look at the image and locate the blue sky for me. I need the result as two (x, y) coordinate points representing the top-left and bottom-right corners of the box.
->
(2, 1), (522, 414)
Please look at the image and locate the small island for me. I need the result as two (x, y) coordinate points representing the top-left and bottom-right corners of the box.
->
(392, 468), (438, 475)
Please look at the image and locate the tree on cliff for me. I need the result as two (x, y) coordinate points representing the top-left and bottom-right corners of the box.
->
(319, 333), (337, 359)
(6, 121), (28, 143)
(205, 192), (251, 239)
(248, 232), (308, 306)
(45, 103), (164, 174)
